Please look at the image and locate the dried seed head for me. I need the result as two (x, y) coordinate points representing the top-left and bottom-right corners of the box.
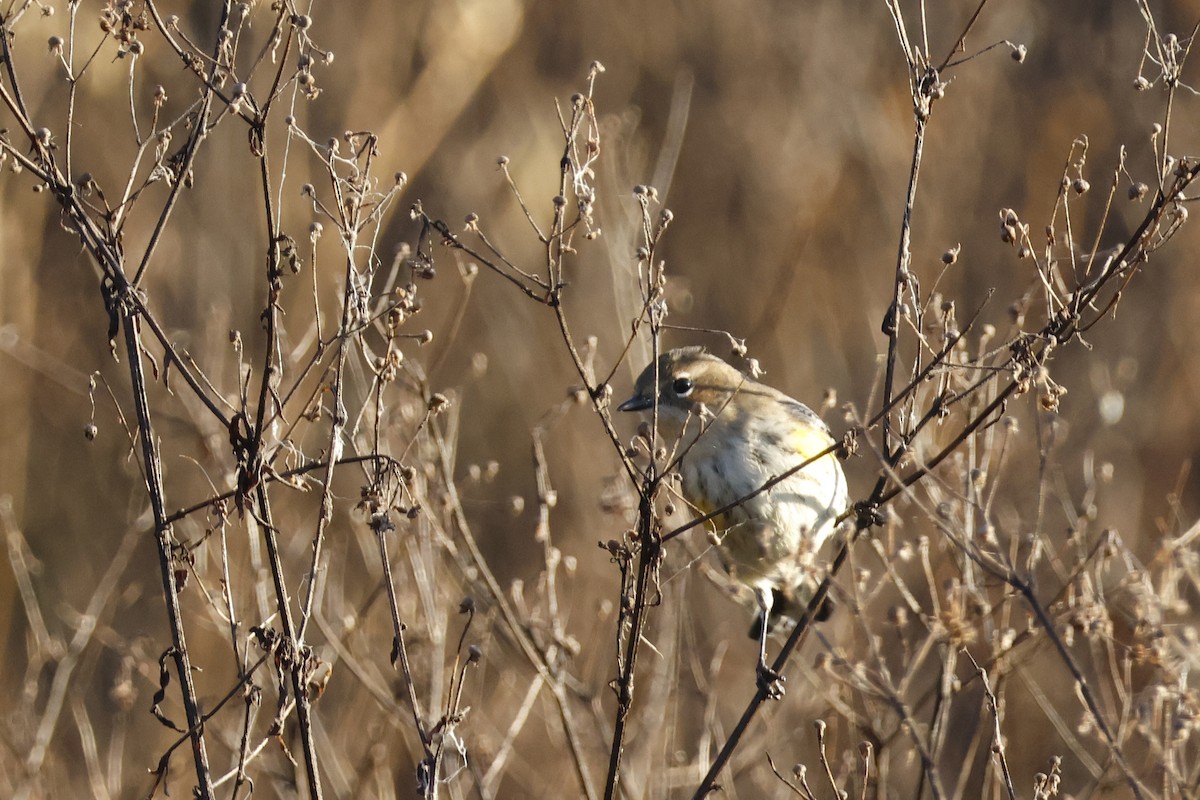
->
(1071, 178), (1090, 195)
(84, 423), (98, 441)
(1128, 182), (1149, 201)
(941, 244), (960, 265)
(1011, 44), (1027, 63)
(1008, 302), (1025, 325)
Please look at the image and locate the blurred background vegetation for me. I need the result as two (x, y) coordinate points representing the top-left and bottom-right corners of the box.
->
(2, 0), (1200, 797)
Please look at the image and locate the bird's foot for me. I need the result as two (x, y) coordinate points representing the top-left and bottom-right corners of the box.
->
(756, 662), (786, 700)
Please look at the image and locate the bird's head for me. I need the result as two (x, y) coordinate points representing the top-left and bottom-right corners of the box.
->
(618, 347), (752, 436)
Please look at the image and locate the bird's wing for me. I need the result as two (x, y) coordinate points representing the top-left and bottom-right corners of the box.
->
(779, 397), (832, 434)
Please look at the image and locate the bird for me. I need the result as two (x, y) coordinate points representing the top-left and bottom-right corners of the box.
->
(618, 346), (849, 693)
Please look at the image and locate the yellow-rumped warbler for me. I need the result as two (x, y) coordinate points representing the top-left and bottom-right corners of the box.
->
(619, 346), (848, 685)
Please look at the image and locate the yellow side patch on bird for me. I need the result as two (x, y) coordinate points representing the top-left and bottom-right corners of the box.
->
(787, 425), (836, 465)
(690, 496), (729, 533)
(680, 482), (739, 536)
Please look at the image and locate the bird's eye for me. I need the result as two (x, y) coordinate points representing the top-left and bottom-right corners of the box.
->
(672, 377), (694, 397)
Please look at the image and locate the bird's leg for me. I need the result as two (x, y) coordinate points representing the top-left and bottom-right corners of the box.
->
(754, 586), (786, 699)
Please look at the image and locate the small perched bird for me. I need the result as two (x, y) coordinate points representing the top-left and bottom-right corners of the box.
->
(619, 346), (848, 691)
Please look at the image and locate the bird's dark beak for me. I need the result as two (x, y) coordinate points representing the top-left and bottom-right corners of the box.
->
(618, 393), (653, 412)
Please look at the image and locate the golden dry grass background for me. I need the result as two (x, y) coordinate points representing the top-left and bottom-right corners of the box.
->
(2, 1), (1200, 798)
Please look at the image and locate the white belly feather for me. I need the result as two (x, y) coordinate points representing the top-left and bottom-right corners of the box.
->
(677, 415), (847, 595)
